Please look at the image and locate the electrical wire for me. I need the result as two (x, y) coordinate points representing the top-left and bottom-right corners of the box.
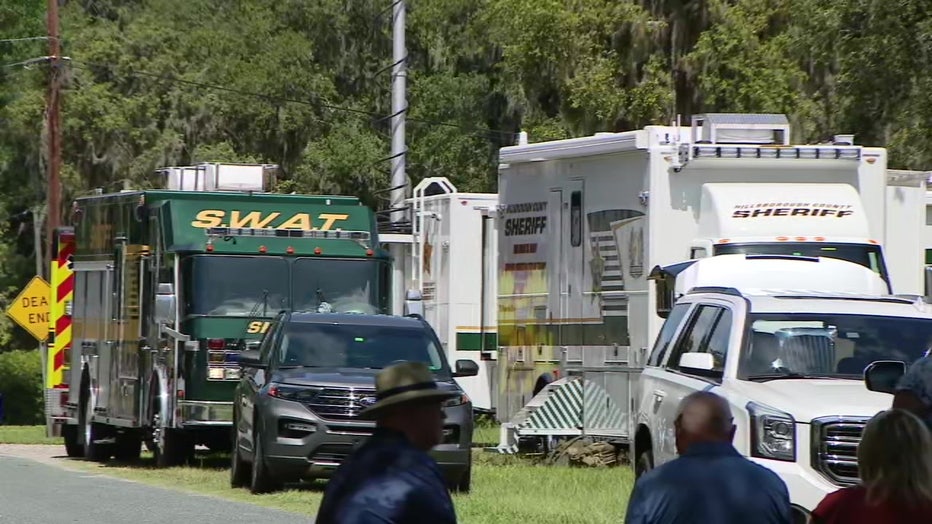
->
(0, 36), (54, 45)
(67, 59), (517, 140)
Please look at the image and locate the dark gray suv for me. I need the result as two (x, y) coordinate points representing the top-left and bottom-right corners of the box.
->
(230, 311), (478, 494)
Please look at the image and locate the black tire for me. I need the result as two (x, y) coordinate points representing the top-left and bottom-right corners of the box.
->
(153, 428), (193, 468)
(62, 424), (83, 458)
(230, 416), (251, 488)
(249, 429), (280, 494)
(635, 448), (653, 479)
(113, 433), (142, 462)
(80, 395), (113, 462)
(451, 461), (472, 494)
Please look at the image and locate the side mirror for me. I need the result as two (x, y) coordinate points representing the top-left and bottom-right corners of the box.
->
(453, 359), (479, 378)
(679, 352), (716, 374)
(237, 349), (264, 368)
(404, 288), (424, 318)
(864, 360), (906, 394)
(245, 340), (261, 352)
(155, 290), (176, 326)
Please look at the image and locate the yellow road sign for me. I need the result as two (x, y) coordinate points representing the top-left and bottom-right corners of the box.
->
(6, 275), (51, 341)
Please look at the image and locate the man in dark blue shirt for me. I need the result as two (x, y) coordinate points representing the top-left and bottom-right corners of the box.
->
(315, 362), (458, 524)
(625, 391), (793, 524)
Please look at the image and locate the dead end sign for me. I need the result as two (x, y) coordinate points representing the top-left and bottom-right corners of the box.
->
(6, 275), (51, 341)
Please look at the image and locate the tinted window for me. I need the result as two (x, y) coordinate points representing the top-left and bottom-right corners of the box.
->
(182, 255), (288, 316)
(648, 303), (691, 366)
(714, 242), (889, 285)
(667, 305), (722, 369)
(276, 322), (450, 377)
(705, 309), (732, 373)
(292, 258), (386, 314)
(741, 313), (932, 379)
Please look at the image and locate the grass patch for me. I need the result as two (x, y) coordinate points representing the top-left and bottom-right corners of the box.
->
(5, 422), (634, 522)
(0, 425), (62, 445)
(65, 450), (632, 523)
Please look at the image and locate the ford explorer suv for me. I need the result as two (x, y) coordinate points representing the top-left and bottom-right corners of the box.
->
(230, 311), (478, 494)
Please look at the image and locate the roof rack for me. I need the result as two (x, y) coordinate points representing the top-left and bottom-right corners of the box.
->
(687, 286), (744, 297)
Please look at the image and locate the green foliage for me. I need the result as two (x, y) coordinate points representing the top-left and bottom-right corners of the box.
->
(0, 0), (930, 347)
(0, 349), (43, 425)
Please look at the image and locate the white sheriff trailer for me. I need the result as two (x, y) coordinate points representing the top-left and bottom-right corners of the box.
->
(492, 113), (924, 451)
(381, 178), (499, 413)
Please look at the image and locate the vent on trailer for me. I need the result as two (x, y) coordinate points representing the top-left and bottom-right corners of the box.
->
(156, 163), (279, 192)
(691, 113), (791, 145)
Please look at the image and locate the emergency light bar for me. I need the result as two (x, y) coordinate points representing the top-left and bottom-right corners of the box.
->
(691, 145), (861, 160)
(206, 227), (371, 242)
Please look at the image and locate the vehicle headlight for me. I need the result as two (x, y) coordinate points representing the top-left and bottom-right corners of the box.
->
(747, 401), (795, 462)
(443, 393), (470, 408)
(267, 382), (319, 402)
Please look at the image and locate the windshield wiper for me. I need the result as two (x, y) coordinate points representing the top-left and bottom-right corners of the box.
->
(746, 372), (843, 382)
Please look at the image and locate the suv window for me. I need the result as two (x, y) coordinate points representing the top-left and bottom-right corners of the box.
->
(274, 322), (451, 378)
(667, 305), (732, 372)
(648, 303), (692, 366)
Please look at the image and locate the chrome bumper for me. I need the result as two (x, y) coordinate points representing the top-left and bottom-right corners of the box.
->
(179, 401), (234, 426)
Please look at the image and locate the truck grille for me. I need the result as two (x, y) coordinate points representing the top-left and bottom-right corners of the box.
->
(811, 417), (868, 486)
(304, 387), (378, 420)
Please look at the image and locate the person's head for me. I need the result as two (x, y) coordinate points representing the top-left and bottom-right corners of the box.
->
(858, 409), (932, 508)
(358, 361), (455, 451)
(674, 391), (736, 455)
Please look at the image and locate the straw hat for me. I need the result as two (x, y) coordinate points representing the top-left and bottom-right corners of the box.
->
(358, 361), (457, 420)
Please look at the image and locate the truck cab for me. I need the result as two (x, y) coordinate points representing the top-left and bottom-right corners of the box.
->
(635, 254), (932, 517)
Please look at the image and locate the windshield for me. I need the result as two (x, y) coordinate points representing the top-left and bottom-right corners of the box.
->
(739, 313), (932, 379)
(277, 322), (449, 376)
(714, 242), (888, 284)
(292, 258), (383, 315)
(183, 255), (289, 316)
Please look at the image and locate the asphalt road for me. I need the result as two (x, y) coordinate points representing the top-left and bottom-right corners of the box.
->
(0, 447), (310, 524)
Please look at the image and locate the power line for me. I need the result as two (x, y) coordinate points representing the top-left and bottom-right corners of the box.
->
(67, 59), (517, 140)
(0, 36), (55, 45)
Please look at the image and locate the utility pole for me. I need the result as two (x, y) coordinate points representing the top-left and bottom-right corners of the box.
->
(42, 0), (62, 437)
(46, 0), (62, 279)
(389, 0), (407, 225)
(388, 0), (408, 314)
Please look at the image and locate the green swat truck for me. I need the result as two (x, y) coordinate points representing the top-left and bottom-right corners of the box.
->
(58, 163), (390, 466)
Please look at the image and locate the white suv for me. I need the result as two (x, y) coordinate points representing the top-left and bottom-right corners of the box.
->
(633, 283), (932, 518)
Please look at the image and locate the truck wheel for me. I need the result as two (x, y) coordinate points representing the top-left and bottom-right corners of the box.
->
(249, 429), (281, 494)
(62, 424), (83, 458)
(450, 461), (472, 494)
(80, 399), (113, 462)
(114, 433), (142, 462)
(153, 426), (193, 468)
(635, 448), (654, 479)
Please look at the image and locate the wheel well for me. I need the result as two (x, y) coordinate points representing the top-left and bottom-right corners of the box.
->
(635, 424), (651, 457)
(532, 373), (555, 397)
(78, 367), (90, 407)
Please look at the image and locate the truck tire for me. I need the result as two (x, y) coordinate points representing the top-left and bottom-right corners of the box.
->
(153, 427), (193, 468)
(62, 424), (83, 458)
(249, 429), (281, 494)
(114, 433), (142, 462)
(635, 448), (653, 479)
(80, 398), (113, 463)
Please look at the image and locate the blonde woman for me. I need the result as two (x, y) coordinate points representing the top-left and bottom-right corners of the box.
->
(810, 409), (932, 523)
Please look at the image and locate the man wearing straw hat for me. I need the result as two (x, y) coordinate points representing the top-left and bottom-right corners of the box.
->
(315, 361), (459, 524)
